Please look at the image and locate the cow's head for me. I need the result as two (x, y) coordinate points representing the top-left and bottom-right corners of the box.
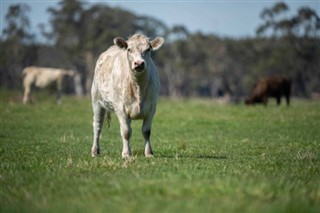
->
(114, 34), (164, 73)
(245, 97), (263, 105)
(66, 69), (76, 77)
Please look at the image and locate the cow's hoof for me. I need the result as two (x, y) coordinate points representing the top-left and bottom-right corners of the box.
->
(145, 154), (154, 158)
(92, 152), (99, 157)
(92, 153), (99, 158)
(122, 153), (131, 159)
(91, 147), (100, 157)
(122, 148), (131, 159)
(122, 152), (130, 159)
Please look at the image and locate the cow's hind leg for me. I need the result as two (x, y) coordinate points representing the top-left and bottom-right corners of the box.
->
(56, 78), (63, 105)
(23, 75), (33, 104)
(285, 90), (291, 106)
(91, 104), (106, 157)
(286, 95), (290, 106)
(276, 95), (281, 106)
(142, 115), (154, 157)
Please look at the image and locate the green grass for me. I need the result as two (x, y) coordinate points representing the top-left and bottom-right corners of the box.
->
(1, 89), (320, 213)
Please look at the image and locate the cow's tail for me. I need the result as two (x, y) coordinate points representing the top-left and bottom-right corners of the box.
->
(105, 112), (111, 128)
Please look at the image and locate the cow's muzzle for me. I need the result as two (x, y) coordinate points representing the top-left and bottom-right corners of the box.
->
(133, 61), (145, 72)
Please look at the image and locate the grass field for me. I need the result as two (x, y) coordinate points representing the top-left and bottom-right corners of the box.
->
(1, 89), (320, 213)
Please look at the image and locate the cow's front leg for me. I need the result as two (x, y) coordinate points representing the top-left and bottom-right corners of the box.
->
(262, 95), (268, 106)
(23, 85), (31, 104)
(92, 103), (105, 157)
(142, 115), (154, 157)
(118, 116), (132, 158)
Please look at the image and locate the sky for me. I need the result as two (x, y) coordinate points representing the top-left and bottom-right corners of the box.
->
(1, 0), (319, 41)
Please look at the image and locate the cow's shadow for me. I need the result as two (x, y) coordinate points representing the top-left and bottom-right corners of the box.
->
(157, 153), (227, 160)
(194, 155), (227, 160)
(131, 150), (227, 159)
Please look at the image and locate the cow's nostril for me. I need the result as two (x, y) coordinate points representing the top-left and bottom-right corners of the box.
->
(134, 61), (145, 70)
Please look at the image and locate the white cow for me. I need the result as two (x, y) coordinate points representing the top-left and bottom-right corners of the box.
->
(22, 66), (75, 104)
(91, 33), (164, 158)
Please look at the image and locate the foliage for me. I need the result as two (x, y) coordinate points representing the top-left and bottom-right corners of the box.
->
(1, 89), (320, 212)
(0, 4), (35, 89)
(256, 2), (320, 97)
(0, 1), (319, 99)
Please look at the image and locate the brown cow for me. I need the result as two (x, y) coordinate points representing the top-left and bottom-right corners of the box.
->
(245, 76), (291, 106)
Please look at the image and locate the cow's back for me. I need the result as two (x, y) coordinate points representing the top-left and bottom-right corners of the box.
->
(266, 77), (291, 97)
(94, 46), (120, 76)
(34, 68), (60, 88)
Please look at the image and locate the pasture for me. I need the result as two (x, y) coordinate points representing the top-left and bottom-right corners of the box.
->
(1, 89), (319, 213)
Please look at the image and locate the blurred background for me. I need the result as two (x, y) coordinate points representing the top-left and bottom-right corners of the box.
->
(1, 0), (319, 102)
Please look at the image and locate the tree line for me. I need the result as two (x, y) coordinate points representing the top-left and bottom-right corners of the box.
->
(1, 0), (319, 101)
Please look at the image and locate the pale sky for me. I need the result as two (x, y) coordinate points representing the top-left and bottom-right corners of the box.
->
(1, 0), (319, 41)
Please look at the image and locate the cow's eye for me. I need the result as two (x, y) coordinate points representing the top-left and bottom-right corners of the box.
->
(127, 48), (133, 53)
(143, 48), (150, 54)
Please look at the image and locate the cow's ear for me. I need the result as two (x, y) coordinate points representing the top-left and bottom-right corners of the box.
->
(150, 37), (165, 51)
(114, 37), (128, 49)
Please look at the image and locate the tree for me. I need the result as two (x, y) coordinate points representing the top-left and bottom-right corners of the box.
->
(46, 0), (83, 52)
(0, 4), (35, 88)
(159, 26), (190, 97)
(256, 2), (320, 97)
(135, 15), (168, 39)
(45, 1), (145, 94)
(257, 2), (289, 37)
(2, 4), (34, 43)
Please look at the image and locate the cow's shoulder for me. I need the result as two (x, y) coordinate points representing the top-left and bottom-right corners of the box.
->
(96, 46), (124, 70)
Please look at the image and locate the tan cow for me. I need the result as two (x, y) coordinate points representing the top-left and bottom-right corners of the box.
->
(91, 34), (164, 158)
(22, 66), (75, 104)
